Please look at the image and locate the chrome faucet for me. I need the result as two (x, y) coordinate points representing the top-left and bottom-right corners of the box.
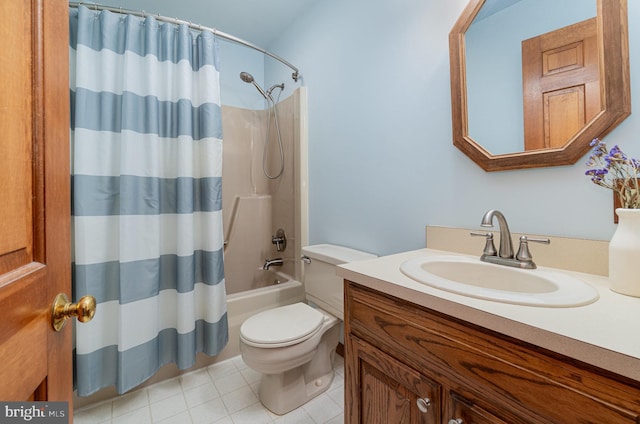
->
(472, 209), (550, 269)
(481, 209), (514, 258)
(271, 228), (287, 252)
(263, 258), (284, 270)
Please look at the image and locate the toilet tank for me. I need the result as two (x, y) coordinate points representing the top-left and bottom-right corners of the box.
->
(302, 244), (377, 320)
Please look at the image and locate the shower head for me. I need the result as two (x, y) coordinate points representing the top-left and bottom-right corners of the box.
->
(240, 71), (268, 100)
(239, 71), (255, 84)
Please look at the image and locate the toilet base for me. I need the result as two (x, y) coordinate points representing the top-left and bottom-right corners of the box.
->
(257, 323), (339, 415)
(258, 359), (335, 415)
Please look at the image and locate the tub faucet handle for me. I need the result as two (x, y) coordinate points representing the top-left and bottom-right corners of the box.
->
(272, 228), (287, 252)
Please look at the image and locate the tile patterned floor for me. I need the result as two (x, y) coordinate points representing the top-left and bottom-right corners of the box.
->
(73, 354), (344, 424)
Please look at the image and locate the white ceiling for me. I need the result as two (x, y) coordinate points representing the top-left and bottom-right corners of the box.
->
(80, 0), (317, 47)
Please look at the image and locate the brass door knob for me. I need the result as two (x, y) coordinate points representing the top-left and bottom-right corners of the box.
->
(51, 293), (96, 331)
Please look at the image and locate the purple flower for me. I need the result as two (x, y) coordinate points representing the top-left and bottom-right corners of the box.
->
(608, 145), (628, 160)
(585, 168), (608, 176)
(585, 168), (608, 183)
(584, 140), (640, 209)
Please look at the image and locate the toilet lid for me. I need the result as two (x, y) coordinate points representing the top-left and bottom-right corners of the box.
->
(240, 302), (324, 348)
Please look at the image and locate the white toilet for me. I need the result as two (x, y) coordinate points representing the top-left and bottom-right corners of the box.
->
(239, 244), (376, 415)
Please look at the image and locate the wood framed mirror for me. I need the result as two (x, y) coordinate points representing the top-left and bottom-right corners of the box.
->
(449, 0), (630, 172)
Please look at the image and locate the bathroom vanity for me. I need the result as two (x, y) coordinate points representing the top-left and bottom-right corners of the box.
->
(339, 249), (640, 424)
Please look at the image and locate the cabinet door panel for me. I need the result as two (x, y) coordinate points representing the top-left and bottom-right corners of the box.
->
(347, 335), (440, 424)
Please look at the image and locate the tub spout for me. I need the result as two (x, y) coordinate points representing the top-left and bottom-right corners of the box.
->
(263, 258), (284, 270)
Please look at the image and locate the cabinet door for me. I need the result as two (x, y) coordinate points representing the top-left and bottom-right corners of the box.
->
(346, 335), (440, 424)
(446, 391), (512, 424)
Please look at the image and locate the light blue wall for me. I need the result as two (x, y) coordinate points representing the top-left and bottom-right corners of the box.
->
(71, 0), (640, 258)
(267, 0), (640, 256)
(218, 44), (267, 110)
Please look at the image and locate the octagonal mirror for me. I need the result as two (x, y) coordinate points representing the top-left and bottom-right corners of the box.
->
(449, 0), (630, 172)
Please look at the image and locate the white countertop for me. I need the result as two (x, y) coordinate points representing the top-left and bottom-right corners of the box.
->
(337, 248), (640, 382)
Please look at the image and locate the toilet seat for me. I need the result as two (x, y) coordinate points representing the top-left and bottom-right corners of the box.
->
(240, 302), (324, 348)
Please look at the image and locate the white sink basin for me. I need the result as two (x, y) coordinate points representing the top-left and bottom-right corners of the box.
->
(399, 255), (599, 307)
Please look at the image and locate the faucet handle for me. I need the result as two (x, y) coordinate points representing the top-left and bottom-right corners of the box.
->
(516, 236), (550, 262)
(271, 228), (287, 252)
(470, 232), (497, 257)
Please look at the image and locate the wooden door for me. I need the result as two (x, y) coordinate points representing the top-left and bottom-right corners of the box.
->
(0, 0), (72, 408)
(522, 18), (600, 150)
(346, 335), (440, 424)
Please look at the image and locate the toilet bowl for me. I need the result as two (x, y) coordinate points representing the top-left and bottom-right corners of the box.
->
(239, 244), (376, 415)
(240, 303), (340, 414)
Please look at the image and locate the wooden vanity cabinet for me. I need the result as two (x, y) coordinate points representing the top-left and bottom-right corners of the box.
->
(344, 281), (640, 424)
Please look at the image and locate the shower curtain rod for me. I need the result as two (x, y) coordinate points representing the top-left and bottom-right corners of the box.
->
(68, 2), (301, 82)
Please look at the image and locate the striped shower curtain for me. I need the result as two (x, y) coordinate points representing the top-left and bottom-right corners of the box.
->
(69, 6), (228, 396)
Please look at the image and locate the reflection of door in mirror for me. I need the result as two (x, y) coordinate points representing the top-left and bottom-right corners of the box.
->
(465, 0), (596, 156)
(522, 18), (599, 151)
